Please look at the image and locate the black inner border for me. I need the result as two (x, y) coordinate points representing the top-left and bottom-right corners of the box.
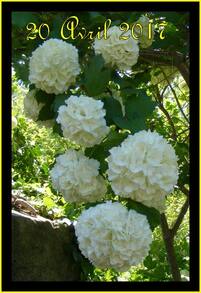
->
(2, 1), (199, 291)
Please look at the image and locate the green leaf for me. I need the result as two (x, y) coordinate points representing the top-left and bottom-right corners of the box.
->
(103, 96), (123, 126)
(35, 90), (55, 104)
(53, 122), (63, 136)
(114, 116), (146, 133)
(38, 103), (55, 121)
(29, 84), (36, 91)
(89, 12), (106, 26)
(175, 142), (189, 186)
(51, 94), (67, 113)
(143, 255), (156, 270)
(85, 144), (108, 174)
(103, 88), (156, 133)
(43, 197), (56, 209)
(114, 71), (151, 89)
(51, 15), (64, 39)
(41, 163), (49, 175)
(12, 55), (30, 85)
(85, 130), (127, 174)
(126, 199), (161, 231)
(83, 55), (111, 96)
(12, 12), (38, 28)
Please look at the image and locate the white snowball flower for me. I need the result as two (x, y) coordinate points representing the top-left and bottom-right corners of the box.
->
(50, 150), (107, 203)
(12, 117), (17, 129)
(94, 26), (139, 71)
(29, 38), (81, 94)
(57, 95), (109, 147)
(107, 130), (178, 211)
(75, 201), (152, 272)
(23, 89), (54, 127)
(135, 15), (154, 48)
(24, 89), (43, 121)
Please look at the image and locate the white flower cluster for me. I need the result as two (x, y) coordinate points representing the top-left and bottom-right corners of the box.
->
(135, 15), (154, 48)
(107, 130), (178, 211)
(24, 89), (43, 121)
(94, 26), (139, 71)
(29, 39), (81, 95)
(75, 201), (152, 272)
(50, 150), (107, 203)
(57, 95), (109, 147)
(23, 89), (54, 127)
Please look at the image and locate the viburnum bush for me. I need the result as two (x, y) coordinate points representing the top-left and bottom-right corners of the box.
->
(12, 11), (190, 281)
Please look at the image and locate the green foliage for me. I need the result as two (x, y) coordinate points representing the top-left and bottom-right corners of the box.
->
(103, 92), (156, 133)
(82, 55), (111, 96)
(11, 10), (189, 282)
(12, 12), (38, 28)
(51, 94), (67, 113)
(126, 199), (161, 231)
(129, 193), (189, 281)
(114, 91), (156, 133)
(12, 54), (30, 86)
(35, 90), (54, 104)
(175, 142), (189, 186)
(85, 129), (127, 174)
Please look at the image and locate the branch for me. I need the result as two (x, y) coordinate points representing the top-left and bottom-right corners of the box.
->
(176, 62), (189, 88)
(154, 87), (177, 141)
(160, 214), (181, 281)
(170, 197), (189, 237)
(177, 128), (189, 137)
(161, 86), (168, 96)
(160, 67), (189, 124)
(139, 49), (189, 87)
(160, 185), (189, 281)
(178, 185), (189, 197)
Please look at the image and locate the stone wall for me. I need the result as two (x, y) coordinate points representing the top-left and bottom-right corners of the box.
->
(12, 210), (80, 281)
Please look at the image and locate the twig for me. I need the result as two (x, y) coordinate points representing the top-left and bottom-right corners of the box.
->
(178, 185), (189, 197)
(170, 197), (189, 237)
(154, 87), (177, 141)
(139, 49), (189, 87)
(177, 128), (189, 137)
(160, 67), (189, 124)
(161, 84), (169, 96)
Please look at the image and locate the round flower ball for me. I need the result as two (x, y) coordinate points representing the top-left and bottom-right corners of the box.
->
(75, 201), (152, 272)
(29, 38), (81, 94)
(94, 26), (139, 71)
(50, 150), (107, 203)
(107, 130), (178, 211)
(57, 95), (110, 147)
(134, 15), (154, 48)
(23, 89), (54, 128)
(24, 89), (43, 121)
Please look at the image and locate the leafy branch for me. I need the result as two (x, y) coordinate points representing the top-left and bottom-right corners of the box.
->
(150, 63), (189, 281)
(160, 67), (189, 124)
(160, 193), (189, 281)
(160, 213), (181, 281)
(170, 196), (189, 237)
(154, 86), (177, 141)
